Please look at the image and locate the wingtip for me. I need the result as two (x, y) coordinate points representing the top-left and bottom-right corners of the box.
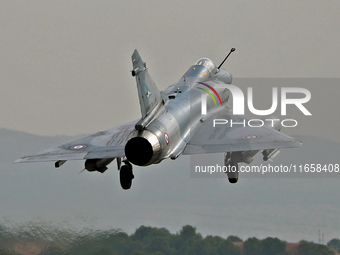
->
(296, 139), (303, 147)
(13, 158), (23, 164)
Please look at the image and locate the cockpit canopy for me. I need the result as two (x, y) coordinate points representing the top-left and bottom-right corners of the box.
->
(194, 58), (218, 75)
(182, 57), (219, 80)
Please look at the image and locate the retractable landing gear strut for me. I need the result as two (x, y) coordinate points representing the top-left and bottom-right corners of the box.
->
(224, 152), (239, 183)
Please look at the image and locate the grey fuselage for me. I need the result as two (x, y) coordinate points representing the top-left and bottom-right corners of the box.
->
(124, 59), (232, 166)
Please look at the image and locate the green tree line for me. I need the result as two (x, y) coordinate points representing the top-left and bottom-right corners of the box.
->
(0, 223), (336, 255)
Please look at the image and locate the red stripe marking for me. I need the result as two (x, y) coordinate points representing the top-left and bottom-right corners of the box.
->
(199, 82), (223, 106)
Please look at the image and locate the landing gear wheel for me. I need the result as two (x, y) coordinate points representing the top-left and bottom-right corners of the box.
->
(226, 161), (239, 184)
(120, 163), (134, 190)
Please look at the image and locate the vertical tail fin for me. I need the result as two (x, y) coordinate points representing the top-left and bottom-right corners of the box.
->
(131, 50), (163, 129)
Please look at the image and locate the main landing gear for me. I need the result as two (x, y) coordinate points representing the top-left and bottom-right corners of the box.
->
(224, 152), (239, 184)
(119, 160), (134, 190)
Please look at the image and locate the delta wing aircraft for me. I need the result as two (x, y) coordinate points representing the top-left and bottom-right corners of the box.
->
(15, 49), (301, 189)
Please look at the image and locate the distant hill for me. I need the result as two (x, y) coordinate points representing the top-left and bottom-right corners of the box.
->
(0, 128), (84, 162)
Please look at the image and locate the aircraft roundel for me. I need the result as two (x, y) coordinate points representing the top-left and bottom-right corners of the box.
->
(244, 135), (258, 139)
(164, 133), (169, 145)
(71, 145), (86, 150)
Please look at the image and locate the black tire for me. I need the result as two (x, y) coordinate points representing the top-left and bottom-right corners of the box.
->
(226, 161), (239, 184)
(120, 165), (134, 190)
(228, 177), (238, 184)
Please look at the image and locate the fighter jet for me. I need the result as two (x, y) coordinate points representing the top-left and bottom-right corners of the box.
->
(15, 49), (301, 190)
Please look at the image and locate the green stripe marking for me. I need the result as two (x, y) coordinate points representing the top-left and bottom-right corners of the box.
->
(198, 87), (217, 105)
